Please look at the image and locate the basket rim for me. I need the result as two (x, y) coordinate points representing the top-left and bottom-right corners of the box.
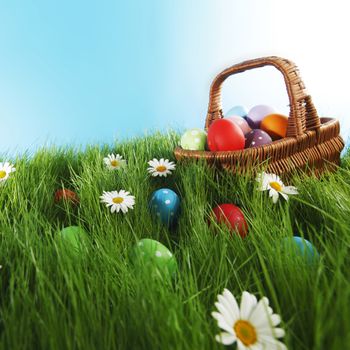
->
(175, 117), (340, 156)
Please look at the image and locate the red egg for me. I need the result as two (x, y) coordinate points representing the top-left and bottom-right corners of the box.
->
(212, 204), (248, 238)
(207, 119), (245, 151)
(55, 189), (79, 205)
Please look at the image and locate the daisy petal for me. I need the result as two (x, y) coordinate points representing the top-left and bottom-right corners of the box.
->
(222, 289), (240, 320)
(259, 325), (286, 339)
(283, 186), (298, 195)
(218, 295), (238, 324)
(258, 335), (288, 350)
(250, 343), (264, 350)
(270, 314), (281, 326)
(280, 192), (289, 201)
(240, 291), (257, 320)
(237, 339), (249, 350)
(215, 332), (236, 345)
(272, 191), (279, 204)
(215, 302), (234, 325)
(273, 328), (286, 338)
(249, 297), (271, 326)
(211, 312), (234, 334)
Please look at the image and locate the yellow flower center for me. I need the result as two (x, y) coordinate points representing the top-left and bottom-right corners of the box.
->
(111, 160), (119, 167)
(234, 320), (257, 346)
(270, 181), (282, 192)
(0, 170), (7, 179)
(112, 197), (124, 204)
(156, 165), (167, 172)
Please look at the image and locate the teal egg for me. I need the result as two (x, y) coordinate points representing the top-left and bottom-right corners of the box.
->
(283, 236), (320, 264)
(131, 238), (177, 278)
(57, 226), (88, 252)
(180, 128), (207, 151)
(149, 188), (180, 227)
(225, 105), (248, 118)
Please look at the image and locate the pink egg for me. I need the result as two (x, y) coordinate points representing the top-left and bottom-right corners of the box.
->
(227, 116), (252, 135)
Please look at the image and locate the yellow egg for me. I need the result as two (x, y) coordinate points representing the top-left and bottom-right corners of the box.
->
(261, 114), (288, 140)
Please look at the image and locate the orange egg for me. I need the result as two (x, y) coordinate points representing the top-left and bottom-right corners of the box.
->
(261, 113), (288, 140)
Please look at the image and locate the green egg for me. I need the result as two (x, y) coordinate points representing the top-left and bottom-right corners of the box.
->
(180, 128), (207, 151)
(131, 238), (177, 278)
(57, 226), (88, 253)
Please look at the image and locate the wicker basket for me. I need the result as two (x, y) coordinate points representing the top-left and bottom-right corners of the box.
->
(174, 56), (345, 176)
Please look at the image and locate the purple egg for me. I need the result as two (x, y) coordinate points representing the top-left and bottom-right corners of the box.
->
(246, 105), (275, 129)
(226, 116), (252, 135)
(245, 129), (272, 148)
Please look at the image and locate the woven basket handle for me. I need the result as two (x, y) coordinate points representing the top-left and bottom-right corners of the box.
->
(205, 56), (320, 137)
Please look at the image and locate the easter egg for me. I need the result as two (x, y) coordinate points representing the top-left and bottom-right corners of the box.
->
(225, 105), (248, 118)
(207, 119), (245, 151)
(55, 189), (79, 205)
(245, 129), (272, 148)
(283, 236), (320, 264)
(180, 128), (207, 151)
(131, 238), (177, 277)
(261, 113), (289, 140)
(149, 188), (180, 226)
(227, 116), (252, 135)
(246, 105), (276, 129)
(212, 204), (248, 238)
(57, 226), (88, 252)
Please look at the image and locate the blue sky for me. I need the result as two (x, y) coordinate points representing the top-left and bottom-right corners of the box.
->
(1, 0), (349, 154)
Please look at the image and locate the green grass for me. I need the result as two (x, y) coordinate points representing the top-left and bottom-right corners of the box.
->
(1, 131), (350, 350)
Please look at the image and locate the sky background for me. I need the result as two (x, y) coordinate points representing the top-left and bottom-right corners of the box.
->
(1, 0), (349, 155)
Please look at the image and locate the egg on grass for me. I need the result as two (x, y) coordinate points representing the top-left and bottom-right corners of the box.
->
(149, 188), (180, 227)
(54, 189), (79, 205)
(211, 204), (248, 238)
(130, 238), (177, 279)
(283, 236), (320, 264)
(56, 226), (88, 254)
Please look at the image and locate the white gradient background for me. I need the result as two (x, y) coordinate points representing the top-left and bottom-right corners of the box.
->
(1, 0), (349, 154)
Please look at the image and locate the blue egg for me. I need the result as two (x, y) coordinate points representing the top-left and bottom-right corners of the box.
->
(225, 105), (248, 118)
(149, 188), (180, 226)
(283, 236), (320, 264)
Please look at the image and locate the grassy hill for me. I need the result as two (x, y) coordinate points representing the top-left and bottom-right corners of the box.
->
(1, 132), (350, 350)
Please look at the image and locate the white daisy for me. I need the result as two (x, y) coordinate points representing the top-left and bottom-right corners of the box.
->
(212, 289), (287, 350)
(0, 162), (16, 184)
(103, 154), (126, 170)
(100, 190), (135, 214)
(147, 158), (176, 177)
(256, 172), (298, 204)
